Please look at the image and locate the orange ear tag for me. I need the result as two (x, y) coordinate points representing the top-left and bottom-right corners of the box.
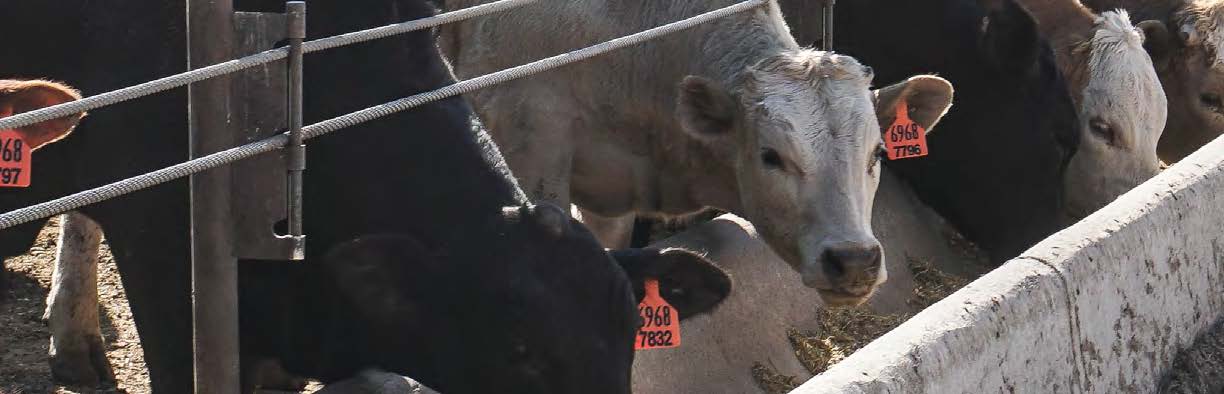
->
(884, 100), (929, 160)
(0, 130), (31, 187)
(635, 278), (680, 350)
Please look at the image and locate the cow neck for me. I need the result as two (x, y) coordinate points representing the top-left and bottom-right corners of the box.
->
(670, 1), (796, 215)
(692, 2), (801, 88)
(637, 122), (739, 215)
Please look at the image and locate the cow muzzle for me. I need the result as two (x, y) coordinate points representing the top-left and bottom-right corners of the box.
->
(801, 240), (886, 307)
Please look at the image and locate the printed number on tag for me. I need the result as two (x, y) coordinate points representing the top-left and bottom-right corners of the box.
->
(884, 100), (928, 160)
(635, 278), (680, 350)
(0, 130), (31, 187)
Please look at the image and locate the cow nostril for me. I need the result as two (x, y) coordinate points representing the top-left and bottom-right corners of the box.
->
(823, 244), (882, 279)
(822, 248), (848, 278)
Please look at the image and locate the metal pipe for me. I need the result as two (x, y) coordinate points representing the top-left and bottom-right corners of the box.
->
(286, 1), (306, 239)
(187, 0), (240, 392)
(823, 0), (835, 51)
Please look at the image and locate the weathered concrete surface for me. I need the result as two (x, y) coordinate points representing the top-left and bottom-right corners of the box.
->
(793, 134), (1224, 393)
(632, 170), (985, 393)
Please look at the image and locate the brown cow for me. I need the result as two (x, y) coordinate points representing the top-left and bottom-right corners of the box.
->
(1006, 0), (1168, 217)
(1082, 0), (1224, 161)
(0, 80), (103, 385)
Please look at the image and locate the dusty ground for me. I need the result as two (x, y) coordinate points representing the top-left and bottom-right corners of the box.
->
(0, 217), (149, 394)
(1159, 318), (1224, 394)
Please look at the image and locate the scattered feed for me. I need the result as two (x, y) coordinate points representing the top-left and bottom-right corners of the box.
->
(753, 258), (976, 393)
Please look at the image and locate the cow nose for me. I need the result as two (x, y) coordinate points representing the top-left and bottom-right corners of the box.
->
(822, 242), (882, 283)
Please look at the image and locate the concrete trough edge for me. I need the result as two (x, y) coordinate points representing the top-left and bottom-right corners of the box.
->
(792, 134), (1224, 394)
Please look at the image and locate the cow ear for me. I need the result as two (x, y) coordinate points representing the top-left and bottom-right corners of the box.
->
(322, 234), (435, 326)
(874, 75), (954, 135)
(1138, 20), (1174, 72)
(978, 0), (1042, 76)
(676, 76), (738, 140)
(0, 80), (85, 150)
(611, 247), (732, 320)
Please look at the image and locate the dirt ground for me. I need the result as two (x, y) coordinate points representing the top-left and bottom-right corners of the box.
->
(0, 217), (149, 394)
(1159, 318), (1224, 394)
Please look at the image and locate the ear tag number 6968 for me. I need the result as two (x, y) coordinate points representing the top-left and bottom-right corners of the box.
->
(884, 100), (929, 161)
(635, 278), (680, 350)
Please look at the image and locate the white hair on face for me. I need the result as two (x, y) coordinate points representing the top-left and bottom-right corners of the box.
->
(1085, 10), (1166, 129)
(1094, 10), (1145, 51)
(1065, 8), (1166, 216)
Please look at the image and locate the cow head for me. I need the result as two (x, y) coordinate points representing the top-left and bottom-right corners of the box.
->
(1062, 11), (1167, 219)
(1137, 3), (1224, 161)
(675, 51), (952, 306)
(0, 79), (84, 150)
(322, 202), (730, 394)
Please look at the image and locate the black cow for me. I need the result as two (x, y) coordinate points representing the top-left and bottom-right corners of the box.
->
(0, 1), (731, 392)
(782, 0), (1081, 263)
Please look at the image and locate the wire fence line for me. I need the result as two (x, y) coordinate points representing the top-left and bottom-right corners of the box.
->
(0, 0), (769, 230)
(0, 0), (542, 131)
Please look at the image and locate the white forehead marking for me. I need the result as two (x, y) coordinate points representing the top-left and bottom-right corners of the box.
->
(744, 51), (877, 166)
(1084, 11), (1167, 143)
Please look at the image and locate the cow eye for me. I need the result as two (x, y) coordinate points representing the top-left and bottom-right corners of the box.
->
(1201, 93), (1224, 114)
(868, 145), (885, 175)
(1089, 118), (1118, 146)
(760, 148), (785, 170)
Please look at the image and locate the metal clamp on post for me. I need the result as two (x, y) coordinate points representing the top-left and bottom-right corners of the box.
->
(230, 2), (304, 260)
(285, 1), (307, 259)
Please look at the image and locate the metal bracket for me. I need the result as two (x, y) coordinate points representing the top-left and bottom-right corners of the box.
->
(231, 8), (305, 260)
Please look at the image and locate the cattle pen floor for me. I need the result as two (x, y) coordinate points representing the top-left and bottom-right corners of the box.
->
(0, 217), (148, 394)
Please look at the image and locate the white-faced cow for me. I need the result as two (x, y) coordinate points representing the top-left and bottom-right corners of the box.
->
(0, 1), (733, 393)
(442, 0), (955, 306)
(784, 0), (1083, 263)
(1082, 0), (1224, 161)
(1014, 0), (1167, 218)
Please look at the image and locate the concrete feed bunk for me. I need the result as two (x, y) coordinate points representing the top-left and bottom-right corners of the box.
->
(793, 134), (1224, 393)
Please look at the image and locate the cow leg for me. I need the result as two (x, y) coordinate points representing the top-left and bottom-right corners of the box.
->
(575, 208), (635, 249)
(44, 212), (115, 386)
(0, 218), (51, 301)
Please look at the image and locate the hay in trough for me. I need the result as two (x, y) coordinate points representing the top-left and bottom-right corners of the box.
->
(754, 257), (973, 393)
(751, 362), (803, 393)
(909, 257), (971, 309)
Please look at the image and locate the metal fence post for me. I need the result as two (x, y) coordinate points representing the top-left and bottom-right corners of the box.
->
(286, 1), (306, 242)
(187, 0), (240, 392)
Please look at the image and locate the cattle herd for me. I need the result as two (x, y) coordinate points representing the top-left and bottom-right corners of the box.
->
(1, 0), (1222, 392)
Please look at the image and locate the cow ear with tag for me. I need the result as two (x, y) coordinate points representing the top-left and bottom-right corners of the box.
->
(0, 80), (85, 150)
(610, 247), (731, 320)
(676, 76), (739, 140)
(322, 234), (436, 327)
(874, 75), (954, 135)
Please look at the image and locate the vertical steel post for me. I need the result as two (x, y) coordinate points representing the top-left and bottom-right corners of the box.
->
(187, 0), (239, 392)
(286, 2), (306, 240)
(822, 0), (835, 51)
